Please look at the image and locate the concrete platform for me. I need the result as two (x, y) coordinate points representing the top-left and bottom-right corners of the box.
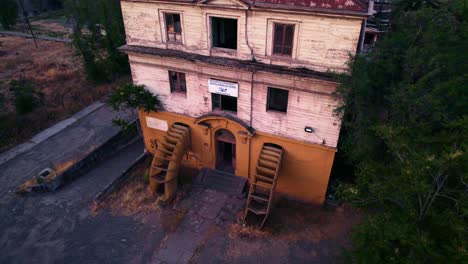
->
(0, 102), (137, 197)
(0, 101), (105, 166)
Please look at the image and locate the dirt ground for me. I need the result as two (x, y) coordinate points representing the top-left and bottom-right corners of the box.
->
(191, 201), (362, 264)
(97, 162), (363, 264)
(0, 35), (127, 152)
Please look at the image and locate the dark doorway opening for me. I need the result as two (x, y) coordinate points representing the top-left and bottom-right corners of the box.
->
(215, 129), (236, 173)
(211, 17), (238, 50)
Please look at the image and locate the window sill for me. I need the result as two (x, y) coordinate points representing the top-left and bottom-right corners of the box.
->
(270, 54), (294, 61)
(167, 41), (184, 46)
(170, 91), (187, 98)
(266, 109), (287, 115)
(212, 109), (238, 115)
(210, 47), (238, 58)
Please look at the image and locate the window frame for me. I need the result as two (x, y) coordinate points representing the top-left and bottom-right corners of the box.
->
(211, 93), (237, 113)
(164, 12), (183, 44)
(168, 71), (187, 94)
(266, 87), (289, 113)
(272, 23), (295, 57)
(209, 15), (239, 51)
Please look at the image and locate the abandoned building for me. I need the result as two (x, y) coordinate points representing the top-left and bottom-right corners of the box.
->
(119, 0), (373, 206)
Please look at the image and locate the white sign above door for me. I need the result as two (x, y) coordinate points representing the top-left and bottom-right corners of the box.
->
(208, 79), (239, 97)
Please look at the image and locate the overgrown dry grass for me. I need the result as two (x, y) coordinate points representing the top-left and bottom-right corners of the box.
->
(0, 36), (128, 152)
(98, 157), (161, 218)
(219, 201), (363, 262)
(95, 157), (195, 234)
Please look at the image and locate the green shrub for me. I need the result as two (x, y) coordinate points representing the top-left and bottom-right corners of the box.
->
(10, 79), (44, 114)
(108, 83), (161, 113)
(64, 0), (129, 83)
(0, 0), (18, 30)
(0, 91), (6, 113)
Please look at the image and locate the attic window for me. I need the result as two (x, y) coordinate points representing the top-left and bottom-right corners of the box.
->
(273, 23), (294, 56)
(211, 17), (237, 50)
(165, 13), (182, 43)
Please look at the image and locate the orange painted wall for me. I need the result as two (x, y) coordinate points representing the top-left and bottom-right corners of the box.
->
(139, 110), (336, 204)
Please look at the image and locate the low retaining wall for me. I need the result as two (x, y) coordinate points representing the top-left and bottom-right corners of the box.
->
(28, 120), (141, 193)
(94, 152), (149, 205)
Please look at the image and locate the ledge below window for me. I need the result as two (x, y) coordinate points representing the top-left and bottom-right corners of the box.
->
(210, 47), (238, 59)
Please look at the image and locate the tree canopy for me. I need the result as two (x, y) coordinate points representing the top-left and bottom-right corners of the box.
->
(64, 0), (129, 83)
(0, 0), (18, 30)
(336, 0), (468, 262)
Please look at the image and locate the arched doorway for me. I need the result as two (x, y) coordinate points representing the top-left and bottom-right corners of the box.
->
(215, 129), (236, 173)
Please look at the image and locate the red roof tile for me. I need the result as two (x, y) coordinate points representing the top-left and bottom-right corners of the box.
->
(246, 0), (368, 12)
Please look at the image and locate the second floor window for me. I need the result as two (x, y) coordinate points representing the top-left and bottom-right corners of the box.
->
(169, 71), (186, 93)
(273, 23), (294, 56)
(165, 13), (182, 43)
(267, 87), (289, 113)
(211, 17), (237, 50)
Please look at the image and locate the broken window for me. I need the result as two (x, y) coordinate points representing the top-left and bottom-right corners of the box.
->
(273, 23), (294, 56)
(267, 87), (289, 113)
(169, 71), (186, 93)
(212, 93), (237, 112)
(211, 17), (237, 50)
(165, 13), (182, 43)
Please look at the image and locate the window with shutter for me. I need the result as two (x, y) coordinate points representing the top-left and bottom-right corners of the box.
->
(273, 23), (295, 56)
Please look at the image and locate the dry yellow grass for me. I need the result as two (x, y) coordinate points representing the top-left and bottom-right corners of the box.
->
(96, 158), (163, 220)
(0, 36), (128, 152)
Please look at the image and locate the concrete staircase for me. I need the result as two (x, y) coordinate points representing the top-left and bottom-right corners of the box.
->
(194, 168), (246, 196)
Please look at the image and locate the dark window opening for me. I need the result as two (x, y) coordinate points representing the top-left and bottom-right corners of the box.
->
(165, 13), (182, 43)
(364, 32), (377, 45)
(169, 71), (186, 93)
(267, 87), (289, 113)
(273, 23), (294, 56)
(212, 93), (237, 112)
(211, 17), (237, 50)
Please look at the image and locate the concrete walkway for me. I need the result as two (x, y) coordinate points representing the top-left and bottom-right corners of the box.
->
(0, 101), (137, 197)
(0, 100), (148, 263)
(0, 140), (146, 264)
(0, 101), (104, 166)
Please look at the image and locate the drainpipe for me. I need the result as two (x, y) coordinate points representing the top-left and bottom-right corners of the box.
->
(245, 5), (256, 183)
(244, 9), (254, 59)
(357, 19), (367, 53)
(247, 70), (255, 183)
(249, 71), (255, 127)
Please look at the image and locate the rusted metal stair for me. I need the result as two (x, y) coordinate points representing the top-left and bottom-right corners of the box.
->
(243, 143), (283, 228)
(149, 123), (190, 202)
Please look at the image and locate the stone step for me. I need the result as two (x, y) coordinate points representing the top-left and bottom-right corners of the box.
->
(194, 168), (246, 195)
